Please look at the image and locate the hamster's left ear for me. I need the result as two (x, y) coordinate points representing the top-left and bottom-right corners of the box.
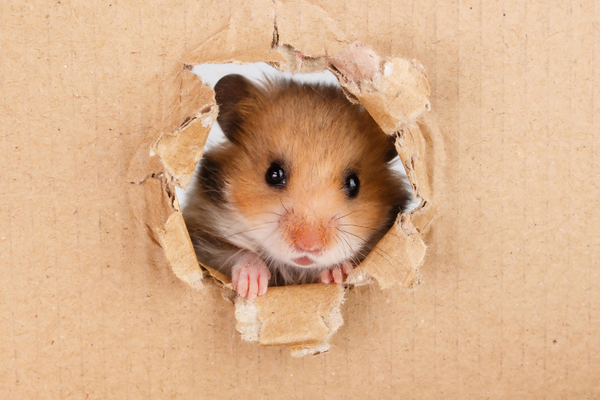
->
(213, 74), (262, 144)
(384, 134), (400, 162)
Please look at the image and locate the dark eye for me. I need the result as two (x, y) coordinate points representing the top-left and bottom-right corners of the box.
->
(265, 162), (286, 187)
(344, 173), (360, 198)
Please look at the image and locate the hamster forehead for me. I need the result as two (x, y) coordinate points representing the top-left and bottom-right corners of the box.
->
(230, 83), (390, 181)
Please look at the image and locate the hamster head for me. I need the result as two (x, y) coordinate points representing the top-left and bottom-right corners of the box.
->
(204, 74), (408, 273)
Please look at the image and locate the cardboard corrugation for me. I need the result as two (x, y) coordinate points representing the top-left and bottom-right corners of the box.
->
(2, 0), (599, 398)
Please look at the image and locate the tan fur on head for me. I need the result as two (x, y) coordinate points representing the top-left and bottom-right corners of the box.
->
(183, 74), (410, 286)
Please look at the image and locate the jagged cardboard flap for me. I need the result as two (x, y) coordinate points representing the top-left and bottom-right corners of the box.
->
(396, 113), (443, 205)
(127, 68), (217, 291)
(140, 0), (433, 356)
(157, 209), (205, 291)
(358, 214), (425, 290)
(152, 70), (218, 189)
(235, 284), (345, 356)
(328, 42), (431, 135)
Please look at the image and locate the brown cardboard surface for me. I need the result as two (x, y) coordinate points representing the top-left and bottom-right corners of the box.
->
(2, 0), (599, 399)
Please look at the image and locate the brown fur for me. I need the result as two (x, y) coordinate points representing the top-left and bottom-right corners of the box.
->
(183, 75), (410, 286)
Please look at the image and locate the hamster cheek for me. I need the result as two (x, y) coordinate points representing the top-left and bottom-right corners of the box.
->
(231, 252), (271, 300)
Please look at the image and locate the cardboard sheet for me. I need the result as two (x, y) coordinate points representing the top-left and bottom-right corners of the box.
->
(2, 0), (598, 398)
(133, 5), (434, 355)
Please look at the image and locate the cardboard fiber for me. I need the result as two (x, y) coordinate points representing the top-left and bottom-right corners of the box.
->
(2, 0), (599, 398)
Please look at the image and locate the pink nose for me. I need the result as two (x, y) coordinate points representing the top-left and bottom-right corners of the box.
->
(294, 226), (324, 252)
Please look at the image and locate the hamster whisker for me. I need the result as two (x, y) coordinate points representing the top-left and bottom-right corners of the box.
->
(238, 210), (284, 219)
(338, 223), (382, 232)
(223, 221), (278, 239)
(279, 198), (290, 214)
(332, 234), (355, 264)
(335, 210), (359, 221)
(214, 210), (279, 234)
(333, 231), (355, 261)
(336, 231), (367, 271)
(256, 224), (285, 255)
(308, 85), (335, 107)
(336, 228), (399, 272)
(222, 248), (245, 267)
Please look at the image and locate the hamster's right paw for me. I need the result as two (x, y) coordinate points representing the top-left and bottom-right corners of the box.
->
(231, 253), (271, 301)
(320, 261), (353, 284)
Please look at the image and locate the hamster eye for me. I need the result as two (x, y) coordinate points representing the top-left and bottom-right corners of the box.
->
(344, 173), (360, 198)
(265, 162), (286, 187)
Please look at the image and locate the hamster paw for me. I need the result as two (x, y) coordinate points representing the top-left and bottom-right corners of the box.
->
(231, 253), (271, 300)
(320, 261), (353, 285)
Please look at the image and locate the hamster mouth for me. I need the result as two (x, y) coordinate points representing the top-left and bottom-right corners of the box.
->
(292, 256), (315, 266)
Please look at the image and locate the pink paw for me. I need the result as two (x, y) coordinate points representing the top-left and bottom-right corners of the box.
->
(231, 253), (271, 300)
(320, 261), (353, 285)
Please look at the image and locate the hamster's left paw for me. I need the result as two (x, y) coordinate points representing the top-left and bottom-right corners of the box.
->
(320, 261), (353, 284)
(231, 252), (271, 301)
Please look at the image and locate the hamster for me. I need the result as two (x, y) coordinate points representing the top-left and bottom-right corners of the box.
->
(183, 74), (411, 300)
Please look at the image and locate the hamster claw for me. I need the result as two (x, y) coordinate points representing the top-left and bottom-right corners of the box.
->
(232, 253), (271, 300)
(320, 262), (353, 285)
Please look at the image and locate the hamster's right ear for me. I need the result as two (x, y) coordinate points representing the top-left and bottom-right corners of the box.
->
(214, 74), (261, 144)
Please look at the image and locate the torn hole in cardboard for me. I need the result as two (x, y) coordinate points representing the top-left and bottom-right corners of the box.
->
(129, 21), (435, 356)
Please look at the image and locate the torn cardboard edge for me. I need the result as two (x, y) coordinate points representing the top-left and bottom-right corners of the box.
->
(235, 284), (346, 357)
(128, 3), (436, 356)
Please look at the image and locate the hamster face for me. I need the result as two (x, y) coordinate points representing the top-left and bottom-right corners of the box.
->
(198, 75), (408, 277)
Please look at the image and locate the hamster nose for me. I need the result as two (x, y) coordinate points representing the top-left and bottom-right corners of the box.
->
(293, 226), (325, 252)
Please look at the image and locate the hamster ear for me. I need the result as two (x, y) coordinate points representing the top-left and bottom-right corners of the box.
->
(384, 133), (400, 162)
(214, 74), (261, 143)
